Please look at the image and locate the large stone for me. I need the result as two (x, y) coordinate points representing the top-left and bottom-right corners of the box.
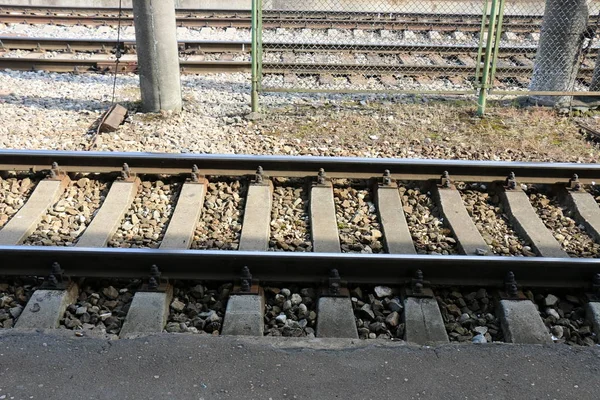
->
(544, 294), (559, 307)
(374, 286), (392, 298)
(102, 286), (119, 300)
(385, 311), (400, 327)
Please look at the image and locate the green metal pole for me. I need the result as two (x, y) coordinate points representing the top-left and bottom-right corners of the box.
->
(475, 0), (490, 86)
(257, 0), (263, 91)
(251, 0), (259, 112)
(477, 0), (499, 116)
(488, 0), (505, 89)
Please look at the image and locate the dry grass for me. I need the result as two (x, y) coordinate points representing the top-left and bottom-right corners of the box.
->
(250, 99), (600, 163)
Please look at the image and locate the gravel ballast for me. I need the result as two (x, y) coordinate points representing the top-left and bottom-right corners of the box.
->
(529, 291), (598, 346)
(527, 186), (600, 257)
(0, 278), (41, 328)
(0, 175), (37, 228)
(24, 176), (109, 246)
(166, 282), (230, 334)
(436, 287), (503, 343)
(401, 183), (458, 255)
(263, 285), (317, 337)
(458, 182), (532, 256)
(351, 285), (404, 340)
(60, 280), (139, 337)
(333, 180), (384, 253)
(191, 178), (247, 250)
(269, 179), (311, 251)
(108, 179), (180, 249)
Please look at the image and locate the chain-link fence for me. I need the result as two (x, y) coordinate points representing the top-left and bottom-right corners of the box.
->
(490, 0), (600, 107)
(250, 0), (600, 112)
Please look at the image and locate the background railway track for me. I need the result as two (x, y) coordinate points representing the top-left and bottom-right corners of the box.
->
(0, 36), (598, 82)
(0, 5), (547, 32)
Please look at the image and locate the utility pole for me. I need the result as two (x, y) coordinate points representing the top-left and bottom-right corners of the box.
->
(132, 0), (182, 112)
(528, 0), (588, 107)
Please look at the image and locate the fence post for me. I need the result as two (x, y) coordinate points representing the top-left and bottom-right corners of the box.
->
(488, 0), (506, 88)
(257, 0), (263, 90)
(251, 0), (259, 113)
(477, 0), (500, 116)
(475, 0), (491, 86)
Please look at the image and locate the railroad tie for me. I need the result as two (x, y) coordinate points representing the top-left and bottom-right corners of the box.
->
(310, 180), (357, 339)
(238, 180), (273, 251)
(500, 188), (568, 258)
(433, 185), (492, 256)
(222, 178), (272, 336)
(75, 179), (141, 248)
(0, 176), (70, 245)
(375, 184), (416, 254)
(561, 189), (600, 244)
(15, 284), (79, 330)
(586, 302), (600, 337)
(403, 296), (449, 345)
(121, 180), (208, 338)
(159, 180), (208, 249)
(309, 181), (341, 253)
(498, 299), (552, 344)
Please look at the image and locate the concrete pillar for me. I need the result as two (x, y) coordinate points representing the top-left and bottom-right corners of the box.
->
(132, 0), (182, 112)
(529, 0), (589, 107)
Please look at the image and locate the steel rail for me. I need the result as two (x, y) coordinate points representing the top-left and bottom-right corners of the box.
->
(0, 245), (597, 287)
(1, 150), (599, 183)
(0, 14), (544, 31)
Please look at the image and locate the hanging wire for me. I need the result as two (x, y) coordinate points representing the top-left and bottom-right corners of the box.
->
(111, 0), (123, 104)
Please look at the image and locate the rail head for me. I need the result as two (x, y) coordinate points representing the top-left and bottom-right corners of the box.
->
(0, 149), (599, 183)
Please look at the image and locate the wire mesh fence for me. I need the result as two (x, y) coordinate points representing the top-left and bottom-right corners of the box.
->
(256, 0), (490, 94)
(491, 0), (600, 105)
(251, 0), (600, 112)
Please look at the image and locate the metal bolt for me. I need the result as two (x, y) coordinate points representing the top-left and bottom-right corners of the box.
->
(441, 171), (451, 188)
(569, 173), (582, 191)
(413, 269), (424, 294)
(255, 166), (264, 184)
(191, 165), (200, 182)
(505, 271), (518, 298)
(121, 163), (131, 180)
(50, 262), (64, 284)
(50, 162), (59, 179)
(47, 274), (58, 289)
(150, 264), (161, 279)
(329, 269), (341, 296)
(241, 266), (252, 292)
(382, 170), (392, 186)
(317, 168), (326, 185)
(148, 277), (158, 291)
(506, 172), (517, 190)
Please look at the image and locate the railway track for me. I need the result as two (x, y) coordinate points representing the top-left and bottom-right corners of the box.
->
(0, 5), (546, 32)
(0, 149), (599, 281)
(0, 36), (597, 79)
(1, 150), (600, 344)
